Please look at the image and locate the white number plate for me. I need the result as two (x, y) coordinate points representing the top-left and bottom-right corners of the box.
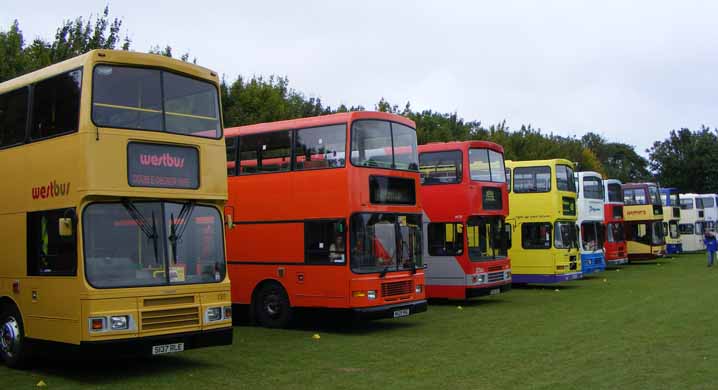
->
(393, 308), (410, 318)
(490, 288), (501, 295)
(152, 343), (184, 355)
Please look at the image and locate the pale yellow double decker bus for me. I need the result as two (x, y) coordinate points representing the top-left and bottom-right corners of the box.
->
(0, 50), (232, 368)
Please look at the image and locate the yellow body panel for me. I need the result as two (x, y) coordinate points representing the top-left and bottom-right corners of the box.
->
(505, 159), (581, 279)
(0, 50), (230, 346)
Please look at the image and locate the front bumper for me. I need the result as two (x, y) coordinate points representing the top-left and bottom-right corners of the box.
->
(512, 272), (583, 284)
(79, 327), (233, 357)
(352, 300), (427, 320)
(466, 283), (512, 298)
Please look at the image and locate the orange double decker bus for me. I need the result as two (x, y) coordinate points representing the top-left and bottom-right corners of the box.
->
(224, 112), (426, 327)
(418, 141), (512, 299)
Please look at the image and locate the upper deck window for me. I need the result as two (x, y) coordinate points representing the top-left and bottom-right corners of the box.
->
(648, 186), (662, 205)
(469, 148), (505, 183)
(680, 198), (693, 210)
(607, 183), (622, 202)
(513, 166), (551, 193)
(556, 165), (576, 192)
(239, 130), (292, 174)
(32, 69), (82, 140)
(295, 124), (346, 170)
(350, 120), (418, 171)
(92, 65), (221, 139)
(624, 188), (647, 205)
(582, 176), (603, 200)
(701, 197), (715, 208)
(0, 87), (28, 147)
(419, 150), (462, 184)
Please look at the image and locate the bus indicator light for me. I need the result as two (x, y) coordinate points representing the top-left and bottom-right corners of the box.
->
(91, 318), (106, 331)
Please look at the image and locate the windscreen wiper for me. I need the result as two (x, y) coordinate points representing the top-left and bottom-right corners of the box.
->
(168, 201), (196, 264)
(379, 265), (391, 278)
(121, 198), (160, 264)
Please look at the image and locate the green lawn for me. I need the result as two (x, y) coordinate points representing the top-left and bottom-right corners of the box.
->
(3, 252), (716, 389)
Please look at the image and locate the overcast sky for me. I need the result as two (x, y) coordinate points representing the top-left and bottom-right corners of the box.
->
(5, 0), (718, 153)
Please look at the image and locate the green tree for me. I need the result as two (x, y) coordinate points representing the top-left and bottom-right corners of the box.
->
(648, 127), (718, 193)
(581, 132), (651, 182)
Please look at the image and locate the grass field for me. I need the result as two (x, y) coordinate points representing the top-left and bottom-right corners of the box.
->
(3, 252), (716, 389)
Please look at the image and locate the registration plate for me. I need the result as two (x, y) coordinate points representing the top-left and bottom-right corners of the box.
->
(393, 308), (410, 318)
(152, 343), (184, 355)
(490, 288), (501, 295)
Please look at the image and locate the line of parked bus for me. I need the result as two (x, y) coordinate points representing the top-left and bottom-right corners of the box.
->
(0, 50), (713, 368)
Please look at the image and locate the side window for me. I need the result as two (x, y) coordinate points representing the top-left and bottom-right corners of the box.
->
(521, 222), (552, 249)
(27, 208), (77, 276)
(505, 168), (512, 192)
(305, 220), (345, 264)
(419, 151), (462, 185)
(31, 69), (82, 140)
(0, 87), (29, 147)
(427, 223), (464, 256)
(239, 130), (292, 174)
(226, 137), (237, 176)
(513, 166), (551, 193)
(295, 124), (346, 170)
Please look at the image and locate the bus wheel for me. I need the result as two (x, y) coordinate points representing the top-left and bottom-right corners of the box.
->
(0, 305), (31, 369)
(254, 283), (292, 328)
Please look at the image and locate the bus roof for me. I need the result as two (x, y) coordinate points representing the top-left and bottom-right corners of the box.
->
(605, 178), (622, 185)
(576, 171), (602, 179)
(622, 182), (659, 189)
(0, 49), (219, 94)
(505, 158), (574, 168)
(418, 140), (504, 154)
(225, 111), (416, 137)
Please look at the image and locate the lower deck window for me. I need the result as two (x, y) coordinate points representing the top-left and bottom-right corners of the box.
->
(427, 223), (464, 256)
(27, 208), (77, 276)
(521, 222), (552, 249)
(305, 220), (346, 264)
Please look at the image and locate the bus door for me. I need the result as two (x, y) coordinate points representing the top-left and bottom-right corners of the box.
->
(22, 208), (80, 343)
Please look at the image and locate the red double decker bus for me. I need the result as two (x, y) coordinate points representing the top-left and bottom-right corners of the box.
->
(224, 112), (426, 327)
(603, 179), (628, 265)
(418, 141), (511, 299)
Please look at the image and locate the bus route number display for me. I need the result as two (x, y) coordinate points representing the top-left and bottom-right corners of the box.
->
(127, 142), (199, 189)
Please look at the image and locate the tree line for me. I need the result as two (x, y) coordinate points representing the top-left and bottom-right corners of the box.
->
(1, 8), (715, 192)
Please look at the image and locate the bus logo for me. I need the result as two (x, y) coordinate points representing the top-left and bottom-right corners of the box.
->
(31, 180), (71, 200)
(127, 142), (199, 189)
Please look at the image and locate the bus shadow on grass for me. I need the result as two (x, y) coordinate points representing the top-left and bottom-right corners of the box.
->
(510, 284), (582, 291)
(232, 307), (421, 335)
(27, 354), (213, 385)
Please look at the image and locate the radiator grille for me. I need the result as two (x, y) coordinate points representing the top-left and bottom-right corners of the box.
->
(487, 272), (504, 283)
(141, 307), (200, 331)
(381, 280), (413, 297)
(488, 265), (503, 272)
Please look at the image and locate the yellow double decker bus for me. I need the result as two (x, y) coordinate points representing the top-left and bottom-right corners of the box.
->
(622, 183), (665, 260)
(0, 50), (232, 368)
(505, 159), (581, 283)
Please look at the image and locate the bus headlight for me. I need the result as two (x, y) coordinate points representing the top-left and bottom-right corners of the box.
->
(367, 290), (377, 300)
(110, 315), (129, 330)
(206, 307), (222, 322)
(415, 284), (423, 294)
(223, 306), (232, 320)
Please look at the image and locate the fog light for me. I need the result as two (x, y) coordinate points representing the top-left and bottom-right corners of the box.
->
(207, 307), (222, 322)
(223, 306), (232, 320)
(415, 284), (423, 294)
(367, 290), (377, 300)
(90, 317), (106, 332)
(110, 315), (129, 330)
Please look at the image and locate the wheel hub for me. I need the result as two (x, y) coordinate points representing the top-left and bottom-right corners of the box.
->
(1, 317), (20, 357)
(264, 295), (281, 317)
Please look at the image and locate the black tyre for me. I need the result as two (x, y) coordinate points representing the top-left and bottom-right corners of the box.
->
(0, 305), (31, 369)
(253, 283), (292, 328)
